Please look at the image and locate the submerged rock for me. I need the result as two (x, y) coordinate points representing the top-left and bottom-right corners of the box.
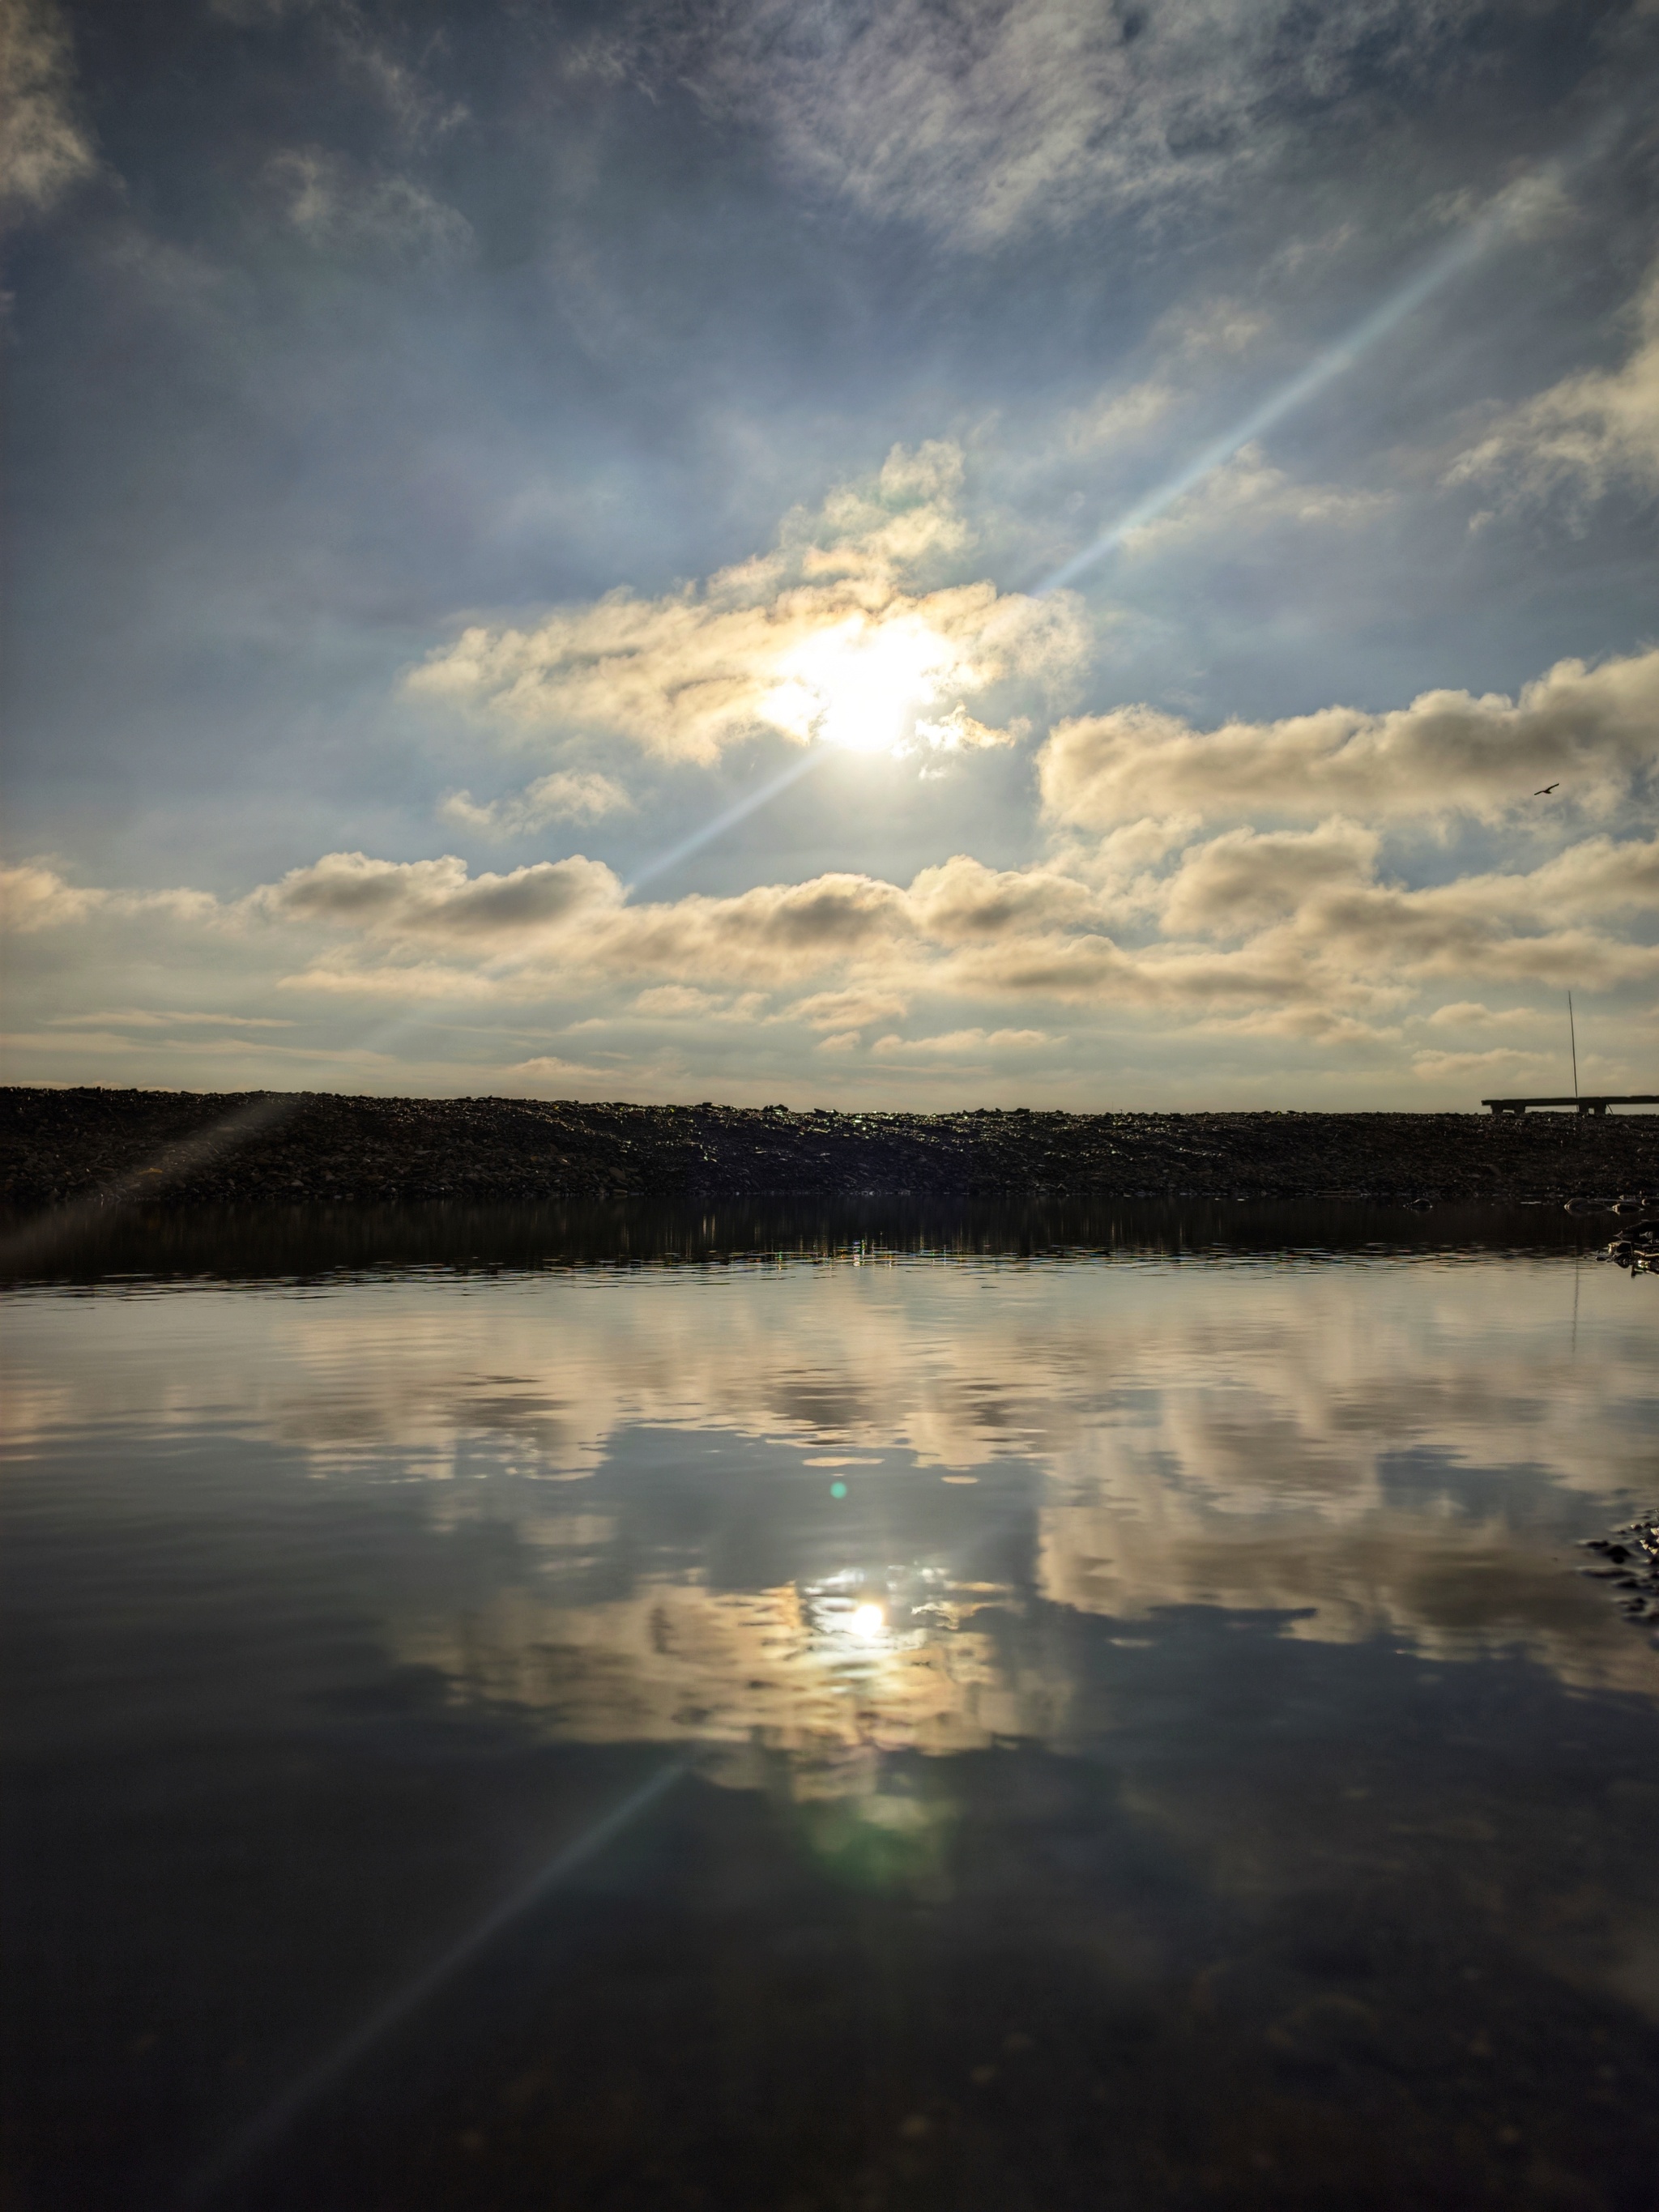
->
(1578, 1517), (1659, 1643)
(1598, 1219), (1659, 1274)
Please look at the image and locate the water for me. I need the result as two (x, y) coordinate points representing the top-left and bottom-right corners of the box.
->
(3, 1204), (1657, 2210)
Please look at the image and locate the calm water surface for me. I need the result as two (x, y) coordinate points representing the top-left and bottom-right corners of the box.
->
(3, 1205), (1657, 2210)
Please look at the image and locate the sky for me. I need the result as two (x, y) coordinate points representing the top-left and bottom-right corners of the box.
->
(2, 0), (1657, 1109)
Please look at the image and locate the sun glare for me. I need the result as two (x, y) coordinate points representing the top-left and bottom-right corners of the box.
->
(848, 1602), (887, 1640)
(761, 616), (957, 754)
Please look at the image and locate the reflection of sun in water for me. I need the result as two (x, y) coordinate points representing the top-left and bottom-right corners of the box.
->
(761, 616), (958, 754)
(808, 1578), (897, 1654)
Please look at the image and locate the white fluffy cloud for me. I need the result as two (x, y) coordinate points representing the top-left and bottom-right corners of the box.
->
(408, 441), (1088, 765)
(13, 633), (1659, 1097)
(1, 859), (104, 932)
(11, 815), (1659, 1100)
(1157, 818), (1381, 936)
(0, 861), (214, 933)
(612, 0), (1481, 248)
(439, 770), (634, 837)
(17, 799), (1659, 1024)
(1038, 646), (1659, 829)
(252, 849), (623, 949)
(83, 825), (1659, 1015)
(871, 1026), (1058, 1058)
(1448, 264), (1659, 514)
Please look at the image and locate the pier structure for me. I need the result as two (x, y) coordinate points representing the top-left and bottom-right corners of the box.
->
(1482, 1094), (1659, 1117)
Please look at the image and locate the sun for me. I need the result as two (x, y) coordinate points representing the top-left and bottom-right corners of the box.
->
(761, 616), (957, 754)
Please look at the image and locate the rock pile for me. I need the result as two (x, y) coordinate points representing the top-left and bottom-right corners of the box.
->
(1579, 1519), (1659, 1643)
(4, 1085), (1659, 1211)
(1597, 1216), (1659, 1274)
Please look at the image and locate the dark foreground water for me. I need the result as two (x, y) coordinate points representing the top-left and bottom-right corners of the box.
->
(3, 1202), (1657, 2212)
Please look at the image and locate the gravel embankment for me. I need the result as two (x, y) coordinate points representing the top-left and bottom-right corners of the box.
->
(3, 1087), (1657, 1211)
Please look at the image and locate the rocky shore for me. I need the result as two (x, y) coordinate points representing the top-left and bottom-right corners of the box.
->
(4, 1086), (1657, 1212)
(1580, 1515), (1659, 1647)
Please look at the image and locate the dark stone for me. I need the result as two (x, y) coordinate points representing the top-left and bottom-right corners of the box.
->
(1580, 1514), (1659, 1635)
(2, 1089), (1658, 1215)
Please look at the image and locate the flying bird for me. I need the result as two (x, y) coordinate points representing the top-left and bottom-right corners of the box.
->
(1534, 782), (1559, 795)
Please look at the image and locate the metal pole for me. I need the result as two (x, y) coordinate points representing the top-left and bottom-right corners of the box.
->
(1568, 990), (1579, 1097)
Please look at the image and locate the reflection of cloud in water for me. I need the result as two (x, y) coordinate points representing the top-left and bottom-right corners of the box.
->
(398, 1567), (1051, 1772)
(6, 1258), (1656, 1748)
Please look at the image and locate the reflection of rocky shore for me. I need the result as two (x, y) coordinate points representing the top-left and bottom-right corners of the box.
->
(5, 1085), (1658, 1210)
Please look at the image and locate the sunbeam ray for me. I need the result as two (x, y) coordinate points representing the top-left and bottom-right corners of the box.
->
(625, 747), (829, 896)
(182, 1762), (686, 2206)
(1038, 119), (1623, 597)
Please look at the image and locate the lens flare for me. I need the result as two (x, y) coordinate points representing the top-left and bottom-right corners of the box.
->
(184, 1762), (684, 2202)
(1038, 123), (1618, 597)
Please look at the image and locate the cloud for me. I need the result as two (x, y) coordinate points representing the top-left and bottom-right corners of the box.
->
(905, 853), (1102, 942)
(1423, 1001), (1538, 1032)
(1409, 1046), (1556, 1083)
(612, 0), (1482, 249)
(1038, 646), (1659, 828)
(871, 1026), (1057, 1057)
(245, 814), (1659, 1034)
(1157, 818), (1380, 936)
(509, 1053), (631, 1084)
(439, 771), (635, 837)
(17, 692), (1659, 1094)
(0, 0), (95, 220)
(1149, 292), (1274, 361)
(217, 0), (469, 140)
(786, 987), (911, 1030)
(912, 704), (1030, 752)
(611, 873), (917, 982)
(407, 441), (1088, 765)
(1120, 441), (1393, 555)
(267, 147), (472, 259)
(44, 1008), (296, 1029)
(1220, 854), (1659, 1000)
(1, 859), (103, 932)
(326, 18), (470, 144)
(1049, 297), (1276, 476)
(274, 957), (507, 1002)
(1064, 377), (1180, 457)
(1447, 264), (1659, 514)
(0, 861), (215, 932)
(28, 808), (1659, 1044)
(23, 777), (1659, 1060)
(254, 850), (623, 948)
(629, 985), (723, 1016)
